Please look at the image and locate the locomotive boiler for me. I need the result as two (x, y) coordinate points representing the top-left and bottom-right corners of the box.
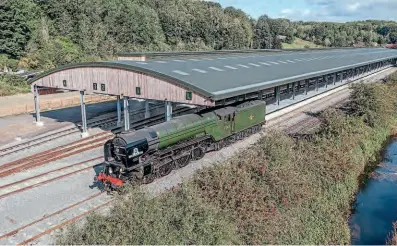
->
(97, 100), (266, 190)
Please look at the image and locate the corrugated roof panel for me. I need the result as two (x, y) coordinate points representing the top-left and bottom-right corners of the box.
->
(30, 48), (397, 101)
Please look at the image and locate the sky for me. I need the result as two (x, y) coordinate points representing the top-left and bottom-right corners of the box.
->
(211, 0), (397, 22)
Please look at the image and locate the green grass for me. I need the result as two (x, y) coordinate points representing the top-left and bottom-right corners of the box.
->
(282, 38), (323, 49)
(57, 74), (397, 244)
(0, 75), (31, 96)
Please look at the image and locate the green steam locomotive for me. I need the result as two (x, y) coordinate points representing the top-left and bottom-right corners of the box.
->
(97, 100), (266, 190)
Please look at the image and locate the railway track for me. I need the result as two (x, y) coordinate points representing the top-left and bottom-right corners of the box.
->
(285, 116), (321, 134)
(0, 103), (164, 158)
(0, 157), (104, 200)
(0, 106), (196, 178)
(0, 192), (111, 245)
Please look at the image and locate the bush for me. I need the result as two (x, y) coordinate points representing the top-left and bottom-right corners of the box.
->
(56, 186), (240, 245)
(349, 83), (397, 127)
(0, 74), (31, 96)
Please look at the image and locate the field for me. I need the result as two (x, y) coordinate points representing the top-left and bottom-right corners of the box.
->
(282, 38), (323, 49)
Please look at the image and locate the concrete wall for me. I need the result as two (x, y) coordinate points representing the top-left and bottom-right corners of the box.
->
(0, 94), (116, 117)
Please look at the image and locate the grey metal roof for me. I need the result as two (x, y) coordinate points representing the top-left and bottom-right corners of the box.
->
(30, 48), (397, 101)
(117, 47), (367, 58)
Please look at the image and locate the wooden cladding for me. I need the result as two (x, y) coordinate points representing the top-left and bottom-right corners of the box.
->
(32, 67), (214, 106)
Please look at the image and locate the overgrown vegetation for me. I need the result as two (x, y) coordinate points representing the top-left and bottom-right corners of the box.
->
(57, 74), (397, 244)
(387, 222), (397, 245)
(0, 74), (30, 96)
(2, 0), (397, 71)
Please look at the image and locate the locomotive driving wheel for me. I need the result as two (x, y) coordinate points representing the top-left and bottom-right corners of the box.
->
(175, 154), (191, 168)
(143, 174), (155, 184)
(192, 147), (205, 160)
(158, 162), (173, 177)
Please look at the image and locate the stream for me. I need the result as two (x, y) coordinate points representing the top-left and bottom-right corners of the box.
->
(350, 137), (397, 244)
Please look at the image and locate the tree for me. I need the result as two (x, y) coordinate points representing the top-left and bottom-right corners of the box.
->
(253, 15), (272, 49)
(323, 37), (331, 47)
(390, 31), (397, 44)
(272, 35), (282, 49)
(104, 0), (166, 52)
(0, 0), (38, 58)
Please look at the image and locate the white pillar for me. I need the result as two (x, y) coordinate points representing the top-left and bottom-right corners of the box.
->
(165, 101), (172, 122)
(33, 85), (43, 126)
(80, 91), (89, 138)
(124, 97), (130, 131)
(145, 100), (150, 119)
(117, 96), (122, 126)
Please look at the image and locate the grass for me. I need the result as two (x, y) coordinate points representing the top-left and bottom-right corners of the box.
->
(0, 74), (31, 96)
(57, 73), (397, 244)
(282, 38), (323, 49)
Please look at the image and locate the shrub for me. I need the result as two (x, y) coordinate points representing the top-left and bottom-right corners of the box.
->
(56, 186), (240, 245)
(0, 74), (31, 96)
(349, 83), (397, 127)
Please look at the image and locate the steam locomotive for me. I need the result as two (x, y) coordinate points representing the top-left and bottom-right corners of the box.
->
(97, 100), (266, 190)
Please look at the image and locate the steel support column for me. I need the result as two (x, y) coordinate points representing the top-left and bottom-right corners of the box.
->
(286, 83), (290, 96)
(123, 97), (130, 131)
(315, 77), (319, 91)
(258, 90), (264, 101)
(292, 82), (296, 100)
(116, 95), (122, 126)
(33, 85), (43, 126)
(275, 86), (280, 105)
(80, 91), (89, 138)
(333, 73), (337, 85)
(145, 100), (150, 119)
(165, 101), (172, 121)
(324, 76), (328, 88)
(305, 80), (309, 95)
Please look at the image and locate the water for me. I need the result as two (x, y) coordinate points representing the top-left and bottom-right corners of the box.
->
(350, 138), (397, 245)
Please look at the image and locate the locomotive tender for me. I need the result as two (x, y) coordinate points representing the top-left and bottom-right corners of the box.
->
(97, 100), (266, 190)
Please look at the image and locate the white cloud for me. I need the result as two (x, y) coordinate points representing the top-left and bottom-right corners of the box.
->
(346, 2), (361, 12)
(280, 9), (294, 15)
(279, 0), (397, 22)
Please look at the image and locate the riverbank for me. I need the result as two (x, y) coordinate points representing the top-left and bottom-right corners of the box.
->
(57, 73), (397, 244)
(350, 136), (397, 244)
(388, 223), (397, 244)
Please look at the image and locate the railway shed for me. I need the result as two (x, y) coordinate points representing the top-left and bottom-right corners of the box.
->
(29, 48), (397, 137)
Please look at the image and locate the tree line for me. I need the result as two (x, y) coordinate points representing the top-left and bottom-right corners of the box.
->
(1, 0), (397, 70)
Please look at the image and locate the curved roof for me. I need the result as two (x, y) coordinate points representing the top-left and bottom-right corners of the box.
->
(30, 48), (397, 101)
